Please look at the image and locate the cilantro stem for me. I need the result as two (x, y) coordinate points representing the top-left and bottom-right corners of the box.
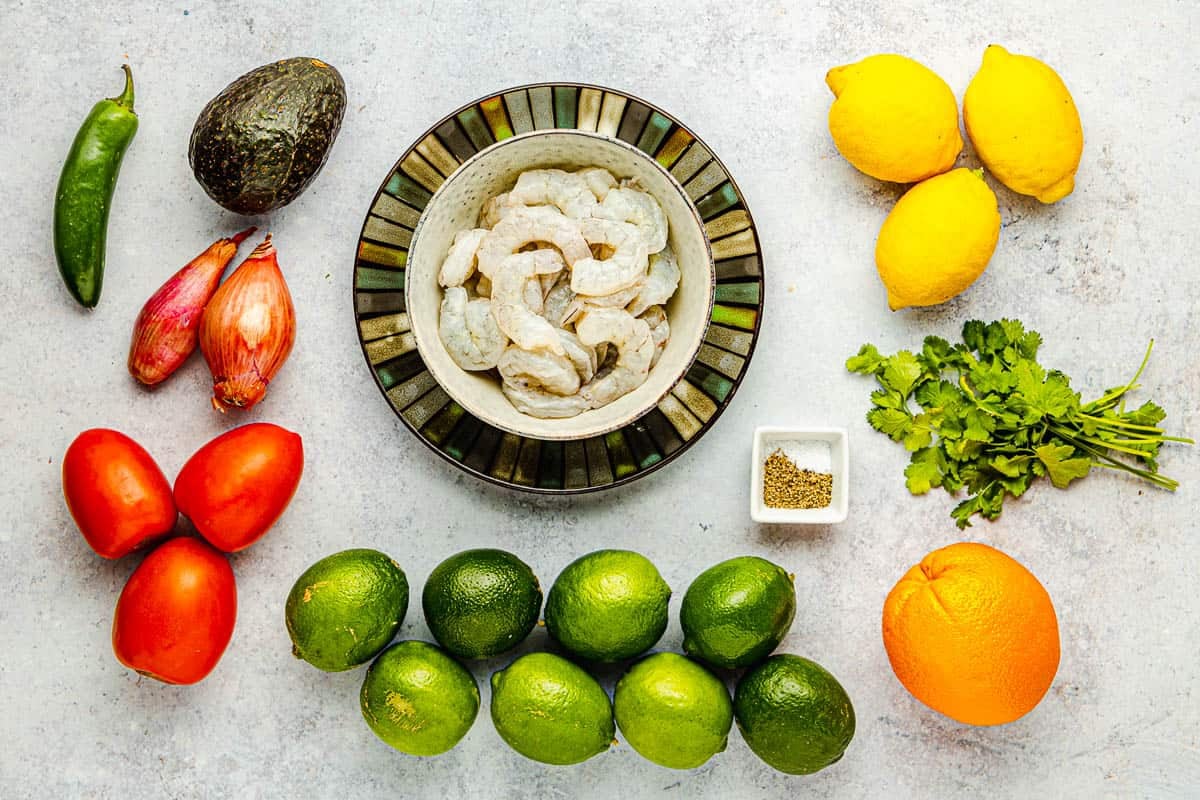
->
(1066, 438), (1179, 490)
(1075, 412), (1165, 433)
(1120, 340), (1154, 413)
(1082, 385), (1138, 413)
(1106, 435), (1194, 445)
(1081, 341), (1154, 414)
(1055, 430), (1164, 458)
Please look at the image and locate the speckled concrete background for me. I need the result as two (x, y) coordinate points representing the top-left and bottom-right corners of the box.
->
(2, 1), (1198, 797)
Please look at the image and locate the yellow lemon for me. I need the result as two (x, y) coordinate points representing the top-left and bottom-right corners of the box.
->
(875, 168), (1000, 310)
(963, 45), (1083, 203)
(826, 54), (962, 183)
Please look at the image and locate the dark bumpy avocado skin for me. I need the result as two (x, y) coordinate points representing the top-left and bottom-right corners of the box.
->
(189, 57), (346, 215)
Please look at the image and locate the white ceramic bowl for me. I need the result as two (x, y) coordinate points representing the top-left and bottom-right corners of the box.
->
(751, 427), (849, 524)
(405, 129), (715, 441)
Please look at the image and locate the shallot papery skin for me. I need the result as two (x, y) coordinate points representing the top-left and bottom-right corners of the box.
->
(199, 234), (296, 411)
(127, 228), (255, 385)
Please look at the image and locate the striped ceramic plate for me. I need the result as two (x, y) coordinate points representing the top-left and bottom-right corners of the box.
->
(353, 83), (763, 493)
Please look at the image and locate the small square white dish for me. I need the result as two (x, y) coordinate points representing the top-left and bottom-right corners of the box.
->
(751, 427), (848, 524)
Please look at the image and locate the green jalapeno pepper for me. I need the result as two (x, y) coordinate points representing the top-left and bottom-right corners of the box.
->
(54, 65), (138, 308)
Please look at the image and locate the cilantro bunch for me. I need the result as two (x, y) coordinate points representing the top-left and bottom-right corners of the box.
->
(847, 319), (1192, 528)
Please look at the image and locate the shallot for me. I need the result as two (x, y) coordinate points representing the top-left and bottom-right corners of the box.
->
(199, 234), (296, 411)
(127, 228), (255, 385)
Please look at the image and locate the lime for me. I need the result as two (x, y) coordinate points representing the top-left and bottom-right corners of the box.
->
(613, 653), (732, 769)
(734, 654), (855, 775)
(490, 652), (614, 765)
(359, 641), (479, 756)
(422, 548), (541, 659)
(680, 556), (796, 669)
(285, 548), (408, 672)
(543, 549), (670, 662)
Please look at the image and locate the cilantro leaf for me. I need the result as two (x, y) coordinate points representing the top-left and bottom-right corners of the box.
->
(984, 321), (1011, 356)
(950, 496), (982, 528)
(846, 344), (886, 375)
(989, 455), (1028, 478)
(871, 388), (908, 410)
(962, 407), (997, 442)
(1012, 364), (1078, 422)
(915, 380), (961, 411)
(950, 486), (1005, 529)
(944, 438), (984, 462)
(969, 360), (1014, 395)
(1125, 400), (1166, 428)
(867, 408), (912, 441)
(998, 319), (1027, 347)
(903, 413), (937, 451)
(1035, 443), (1092, 488)
(918, 336), (956, 375)
(1017, 330), (1043, 360)
(1012, 359), (1047, 396)
(882, 351), (924, 398)
(905, 448), (944, 494)
(999, 472), (1033, 497)
(962, 320), (986, 354)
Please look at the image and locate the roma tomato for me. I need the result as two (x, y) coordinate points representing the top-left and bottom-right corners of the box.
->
(174, 422), (303, 552)
(62, 429), (177, 559)
(112, 537), (237, 684)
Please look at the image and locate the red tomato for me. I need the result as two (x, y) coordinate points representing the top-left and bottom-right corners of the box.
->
(173, 422), (303, 552)
(62, 429), (177, 559)
(112, 537), (237, 684)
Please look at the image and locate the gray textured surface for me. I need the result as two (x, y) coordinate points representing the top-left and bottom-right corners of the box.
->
(1, 1), (1198, 797)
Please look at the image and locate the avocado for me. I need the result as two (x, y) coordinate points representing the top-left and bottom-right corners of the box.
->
(189, 57), (346, 215)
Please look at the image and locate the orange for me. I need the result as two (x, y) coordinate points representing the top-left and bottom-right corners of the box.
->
(881, 542), (1059, 726)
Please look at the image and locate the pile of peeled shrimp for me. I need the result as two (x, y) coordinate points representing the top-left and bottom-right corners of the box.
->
(437, 167), (680, 418)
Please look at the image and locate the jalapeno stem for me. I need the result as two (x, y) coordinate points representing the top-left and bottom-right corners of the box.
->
(113, 64), (135, 111)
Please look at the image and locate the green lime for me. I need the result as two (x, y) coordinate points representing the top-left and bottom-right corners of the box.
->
(490, 652), (614, 765)
(734, 654), (855, 775)
(680, 555), (796, 669)
(544, 549), (670, 662)
(360, 641), (480, 756)
(422, 548), (542, 659)
(285, 548), (409, 672)
(614, 653), (732, 769)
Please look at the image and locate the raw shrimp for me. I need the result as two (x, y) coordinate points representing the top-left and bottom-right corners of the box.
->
(639, 305), (670, 368)
(523, 278), (544, 315)
(492, 254), (566, 355)
(627, 246), (680, 317)
(557, 329), (598, 384)
(507, 169), (598, 219)
(479, 194), (511, 228)
(595, 342), (612, 371)
(570, 218), (649, 297)
(562, 277), (645, 327)
(541, 274), (577, 327)
(498, 345), (581, 397)
(594, 187), (668, 253)
(575, 308), (654, 407)
(438, 287), (507, 371)
(476, 206), (591, 279)
(576, 167), (618, 200)
(502, 380), (590, 418)
(578, 278), (645, 309)
(508, 247), (566, 276)
(438, 228), (489, 288)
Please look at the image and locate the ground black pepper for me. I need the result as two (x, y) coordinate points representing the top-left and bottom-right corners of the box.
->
(763, 449), (833, 509)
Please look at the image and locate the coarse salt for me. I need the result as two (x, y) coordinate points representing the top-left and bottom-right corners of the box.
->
(765, 439), (832, 473)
